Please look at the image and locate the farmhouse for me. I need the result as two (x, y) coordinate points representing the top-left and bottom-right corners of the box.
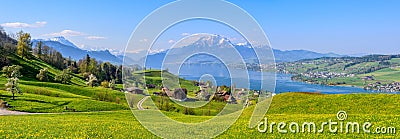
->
(172, 88), (187, 101)
(162, 87), (172, 97)
(361, 76), (374, 81)
(126, 87), (144, 94)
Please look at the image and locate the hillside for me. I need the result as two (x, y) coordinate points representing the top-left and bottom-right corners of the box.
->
(278, 55), (400, 90)
(0, 53), (127, 113)
(5, 54), (86, 85)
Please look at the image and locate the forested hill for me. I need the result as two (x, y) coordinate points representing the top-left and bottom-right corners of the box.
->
(0, 29), (122, 85)
(0, 28), (128, 113)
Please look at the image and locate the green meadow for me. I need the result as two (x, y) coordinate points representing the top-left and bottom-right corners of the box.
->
(1, 93), (399, 138)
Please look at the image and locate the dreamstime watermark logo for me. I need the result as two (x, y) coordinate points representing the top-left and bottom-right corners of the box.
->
(123, 0), (275, 138)
(257, 111), (396, 134)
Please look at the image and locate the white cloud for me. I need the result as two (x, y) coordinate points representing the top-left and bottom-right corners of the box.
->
(181, 33), (190, 36)
(168, 40), (175, 44)
(86, 36), (107, 40)
(139, 39), (148, 42)
(126, 49), (145, 54)
(43, 30), (85, 37)
(149, 49), (166, 54)
(1, 21), (47, 28)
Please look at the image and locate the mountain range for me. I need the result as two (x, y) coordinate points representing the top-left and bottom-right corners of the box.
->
(33, 36), (346, 66)
(139, 35), (345, 69)
(32, 37), (122, 64)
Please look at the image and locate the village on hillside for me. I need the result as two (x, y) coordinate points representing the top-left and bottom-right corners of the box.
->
(124, 71), (272, 109)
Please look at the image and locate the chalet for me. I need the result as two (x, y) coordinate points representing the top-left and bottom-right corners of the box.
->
(225, 95), (237, 104)
(146, 84), (156, 89)
(126, 87), (144, 94)
(361, 76), (374, 81)
(196, 90), (211, 101)
(173, 88), (187, 101)
(162, 87), (172, 97)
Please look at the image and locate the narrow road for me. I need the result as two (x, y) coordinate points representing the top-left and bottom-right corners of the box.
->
(137, 96), (150, 110)
(0, 109), (39, 116)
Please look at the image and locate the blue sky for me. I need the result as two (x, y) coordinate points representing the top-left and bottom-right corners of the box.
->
(1, 0), (399, 55)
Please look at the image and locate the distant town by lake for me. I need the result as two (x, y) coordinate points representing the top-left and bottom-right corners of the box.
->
(168, 63), (399, 94)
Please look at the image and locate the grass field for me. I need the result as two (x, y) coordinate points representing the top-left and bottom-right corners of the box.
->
(359, 67), (400, 82)
(1, 93), (399, 138)
(134, 70), (199, 97)
(321, 67), (400, 87)
(284, 57), (400, 88)
(0, 76), (128, 113)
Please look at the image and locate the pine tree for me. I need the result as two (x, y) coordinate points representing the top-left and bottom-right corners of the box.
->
(85, 54), (91, 72)
(36, 41), (42, 57)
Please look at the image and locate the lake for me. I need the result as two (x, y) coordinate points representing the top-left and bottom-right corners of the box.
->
(165, 63), (396, 94)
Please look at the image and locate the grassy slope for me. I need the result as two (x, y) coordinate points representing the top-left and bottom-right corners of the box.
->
(0, 55), (128, 113)
(0, 93), (399, 138)
(1, 59), (198, 113)
(321, 67), (400, 87)
(359, 67), (400, 82)
(8, 54), (85, 85)
(293, 58), (400, 87)
(134, 70), (199, 97)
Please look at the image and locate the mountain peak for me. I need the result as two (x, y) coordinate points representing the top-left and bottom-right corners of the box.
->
(47, 36), (78, 48)
(191, 34), (232, 48)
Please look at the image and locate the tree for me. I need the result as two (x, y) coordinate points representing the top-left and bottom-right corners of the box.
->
(34, 41), (43, 57)
(0, 46), (5, 67)
(2, 65), (22, 100)
(36, 68), (49, 81)
(85, 54), (91, 72)
(78, 55), (98, 75)
(86, 74), (98, 87)
(36, 44), (65, 69)
(116, 65), (123, 84)
(2, 65), (22, 78)
(55, 69), (72, 84)
(101, 80), (110, 88)
(109, 79), (116, 90)
(5, 75), (22, 100)
(16, 31), (32, 59)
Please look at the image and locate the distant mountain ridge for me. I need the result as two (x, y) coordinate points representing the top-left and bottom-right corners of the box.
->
(33, 36), (346, 66)
(32, 37), (122, 64)
(137, 35), (346, 69)
(272, 49), (344, 62)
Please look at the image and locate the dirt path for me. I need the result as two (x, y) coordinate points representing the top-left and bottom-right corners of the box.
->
(0, 109), (36, 116)
(137, 96), (150, 110)
(0, 109), (129, 116)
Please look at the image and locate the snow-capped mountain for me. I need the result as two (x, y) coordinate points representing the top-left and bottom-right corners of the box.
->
(35, 36), (79, 49)
(32, 37), (122, 64)
(137, 35), (345, 69)
(34, 35), (344, 67)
